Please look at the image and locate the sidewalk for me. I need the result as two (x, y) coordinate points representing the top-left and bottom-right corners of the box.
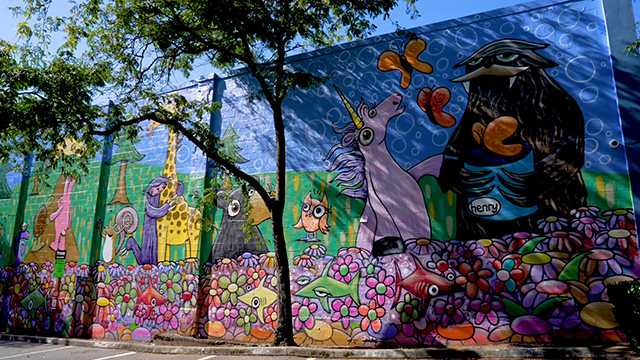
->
(0, 333), (637, 359)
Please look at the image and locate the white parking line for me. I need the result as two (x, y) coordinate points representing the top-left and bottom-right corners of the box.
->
(93, 352), (137, 360)
(0, 345), (73, 359)
(197, 356), (217, 360)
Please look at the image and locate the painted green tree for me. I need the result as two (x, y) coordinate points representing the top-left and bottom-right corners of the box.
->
(107, 135), (146, 205)
(220, 123), (249, 164)
(0, 164), (13, 199)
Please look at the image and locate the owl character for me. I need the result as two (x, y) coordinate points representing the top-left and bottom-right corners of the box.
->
(293, 192), (330, 242)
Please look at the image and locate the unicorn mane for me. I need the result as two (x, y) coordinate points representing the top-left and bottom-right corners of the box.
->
(325, 122), (367, 200)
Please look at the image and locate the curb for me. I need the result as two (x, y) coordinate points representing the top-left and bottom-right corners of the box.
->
(0, 333), (636, 358)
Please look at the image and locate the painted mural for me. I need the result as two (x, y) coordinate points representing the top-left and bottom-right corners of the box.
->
(1, 0), (639, 348)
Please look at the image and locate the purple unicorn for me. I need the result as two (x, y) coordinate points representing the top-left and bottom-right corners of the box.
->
(326, 85), (442, 256)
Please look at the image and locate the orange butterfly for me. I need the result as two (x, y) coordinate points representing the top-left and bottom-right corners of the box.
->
(417, 86), (456, 128)
(377, 38), (433, 89)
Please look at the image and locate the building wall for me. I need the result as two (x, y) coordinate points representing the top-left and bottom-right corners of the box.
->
(1, 0), (639, 346)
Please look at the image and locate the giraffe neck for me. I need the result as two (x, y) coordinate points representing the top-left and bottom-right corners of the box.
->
(161, 130), (180, 202)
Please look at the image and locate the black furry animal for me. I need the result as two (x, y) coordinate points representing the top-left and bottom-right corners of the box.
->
(210, 185), (271, 262)
(425, 39), (586, 239)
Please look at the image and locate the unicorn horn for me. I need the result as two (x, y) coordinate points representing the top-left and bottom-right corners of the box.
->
(333, 84), (363, 129)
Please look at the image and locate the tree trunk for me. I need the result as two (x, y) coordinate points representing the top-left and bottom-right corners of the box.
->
(272, 205), (296, 346)
(109, 161), (131, 205)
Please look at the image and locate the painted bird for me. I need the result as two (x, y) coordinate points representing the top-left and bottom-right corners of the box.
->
(293, 192), (330, 242)
(424, 38), (586, 239)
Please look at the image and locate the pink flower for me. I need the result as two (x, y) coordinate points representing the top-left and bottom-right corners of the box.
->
(365, 270), (395, 305)
(331, 255), (359, 282)
(331, 298), (358, 329)
(156, 304), (179, 330)
(292, 298), (317, 331)
(215, 302), (239, 328)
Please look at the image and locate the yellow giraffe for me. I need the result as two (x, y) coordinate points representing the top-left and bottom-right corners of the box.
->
(148, 121), (202, 262)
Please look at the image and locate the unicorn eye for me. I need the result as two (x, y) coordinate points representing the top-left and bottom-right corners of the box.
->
(496, 53), (519, 62)
(368, 108), (377, 118)
(313, 206), (327, 218)
(359, 128), (374, 146)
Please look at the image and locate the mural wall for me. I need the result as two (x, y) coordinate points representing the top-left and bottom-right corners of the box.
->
(1, 0), (639, 346)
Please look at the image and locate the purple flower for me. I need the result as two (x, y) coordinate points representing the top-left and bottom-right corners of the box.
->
(405, 238), (445, 255)
(594, 228), (638, 252)
(602, 209), (635, 229)
(365, 270), (395, 305)
(537, 216), (568, 233)
(304, 244), (327, 258)
(469, 293), (502, 325)
(292, 298), (318, 331)
(571, 217), (607, 239)
(433, 295), (465, 327)
(331, 255), (359, 282)
(331, 298), (358, 329)
(238, 252), (259, 268)
(570, 206), (601, 218)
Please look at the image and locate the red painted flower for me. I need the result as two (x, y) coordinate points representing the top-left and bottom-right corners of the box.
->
(455, 260), (492, 298)
(358, 300), (385, 333)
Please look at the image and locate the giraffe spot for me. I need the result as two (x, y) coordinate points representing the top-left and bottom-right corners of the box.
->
(158, 218), (164, 223)
(170, 221), (174, 226)
(189, 225), (193, 229)
(170, 165), (175, 173)
(166, 182), (173, 190)
(170, 229), (174, 234)
(176, 221), (182, 227)
(181, 212), (188, 220)
(173, 212), (180, 220)
(179, 203), (186, 211)
(176, 230), (181, 235)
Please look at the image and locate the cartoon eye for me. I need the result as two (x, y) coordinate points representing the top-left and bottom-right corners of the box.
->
(468, 57), (483, 66)
(428, 284), (440, 297)
(359, 128), (374, 146)
(302, 203), (310, 212)
(28, 299), (34, 310)
(251, 297), (260, 308)
(296, 277), (311, 286)
(368, 108), (377, 118)
(248, 189), (255, 197)
(496, 53), (519, 62)
(313, 206), (327, 219)
(246, 284), (252, 291)
(446, 273), (455, 281)
(228, 200), (241, 217)
(313, 289), (329, 298)
(151, 298), (157, 306)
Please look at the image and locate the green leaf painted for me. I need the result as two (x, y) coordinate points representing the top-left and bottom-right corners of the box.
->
(517, 236), (548, 255)
(532, 297), (570, 318)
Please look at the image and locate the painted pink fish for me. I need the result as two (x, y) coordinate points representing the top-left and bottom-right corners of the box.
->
(394, 253), (457, 306)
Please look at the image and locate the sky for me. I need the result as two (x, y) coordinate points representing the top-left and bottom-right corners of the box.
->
(1, 0), (637, 84)
(0, 0), (531, 82)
